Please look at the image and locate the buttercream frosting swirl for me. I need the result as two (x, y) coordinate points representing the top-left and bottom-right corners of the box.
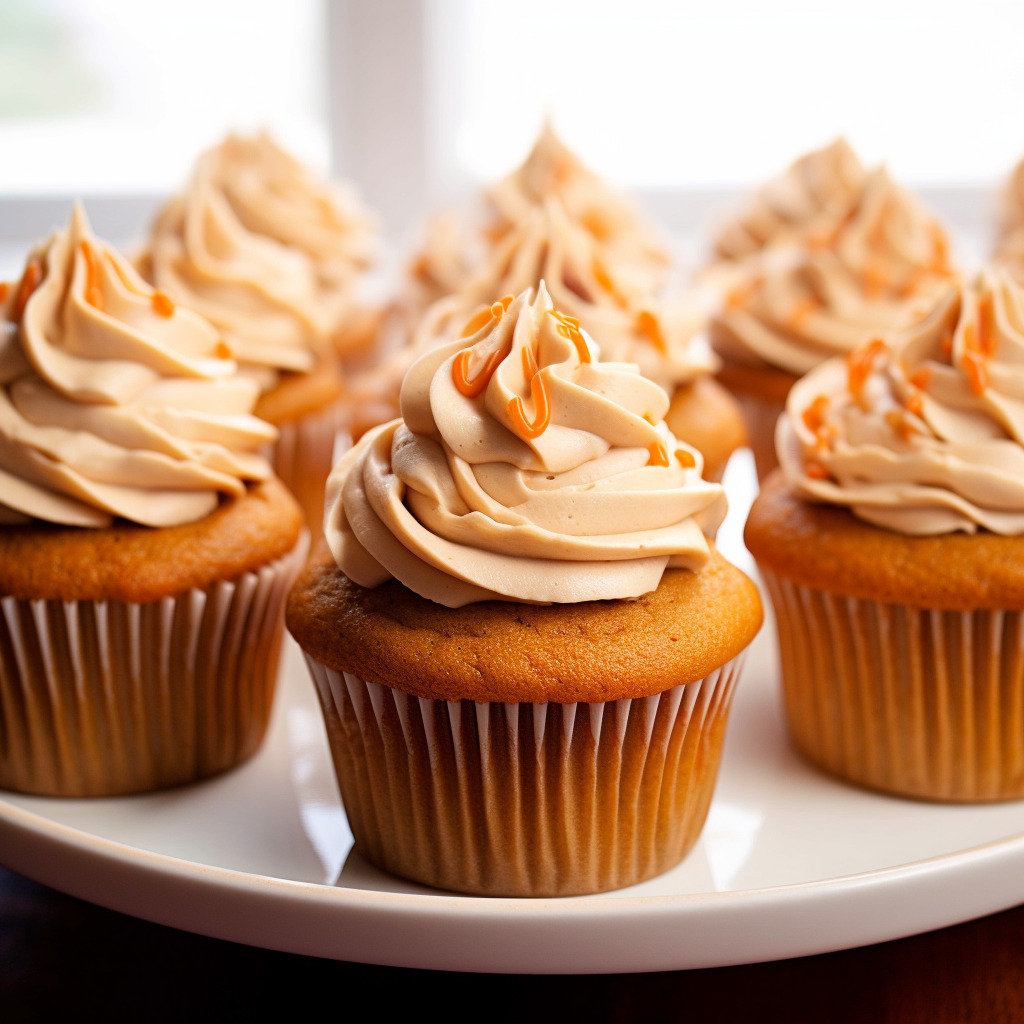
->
(326, 283), (726, 607)
(140, 132), (377, 380)
(778, 267), (1024, 535)
(711, 137), (867, 262)
(0, 205), (275, 528)
(710, 169), (954, 376)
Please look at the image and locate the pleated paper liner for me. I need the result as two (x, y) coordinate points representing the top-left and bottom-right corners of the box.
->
(304, 653), (748, 897)
(761, 568), (1024, 802)
(0, 535), (308, 798)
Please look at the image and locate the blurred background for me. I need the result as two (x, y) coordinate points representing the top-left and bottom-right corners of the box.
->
(0, 0), (1017, 259)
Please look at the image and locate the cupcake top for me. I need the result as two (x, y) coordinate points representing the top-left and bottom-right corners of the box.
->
(406, 124), (670, 315)
(777, 266), (1024, 535)
(709, 169), (954, 376)
(139, 132), (377, 383)
(326, 282), (726, 607)
(711, 137), (867, 263)
(0, 204), (275, 529)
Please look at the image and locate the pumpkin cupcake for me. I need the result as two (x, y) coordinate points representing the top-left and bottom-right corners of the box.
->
(287, 282), (762, 896)
(746, 267), (1024, 801)
(709, 167), (955, 480)
(138, 132), (379, 532)
(0, 205), (306, 797)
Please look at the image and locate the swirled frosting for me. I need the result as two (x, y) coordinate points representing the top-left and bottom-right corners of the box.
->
(0, 204), (275, 529)
(326, 283), (726, 607)
(405, 124), (670, 318)
(777, 267), (1024, 535)
(140, 132), (377, 381)
(710, 169), (954, 376)
(711, 138), (867, 262)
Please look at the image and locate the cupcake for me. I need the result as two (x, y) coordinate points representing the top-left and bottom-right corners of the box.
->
(138, 132), (379, 531)
(708, 167), (955, 480)
(0, 205), (306, 797)
(287, 282), (762, 896)
(745, 267), (1024, 802)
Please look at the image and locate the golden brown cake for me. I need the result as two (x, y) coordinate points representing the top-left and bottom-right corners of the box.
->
(0, 206), (306, 797)
(746, 269), (1024, 801)
(287, 283), (762, 896)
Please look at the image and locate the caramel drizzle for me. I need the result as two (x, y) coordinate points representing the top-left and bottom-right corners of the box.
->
(0, 282), (8, 303)
(453, 341), (509, 398)
(79, 240), (104, 311)
(548, 309), (591, 363)
(846, 337), (887, 406)
(591, 256), (628, 309)
(647, 442), (669, 467)
(506, 345), (551, 439)
(788, 297), (819, 329)
(674, 448), (696, 469)
(635, 309), (667, 353)
(885, 409), (920, 441)
(805, 461), (829, 480)
(801, 394), (834, 452)
(960, 315), (993, 396)
(152, 290), (175, 318)
(11, 259), (43, 322)
(459, 295), (514, 339)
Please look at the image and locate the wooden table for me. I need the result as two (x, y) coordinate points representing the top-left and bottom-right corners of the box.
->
(3, 864), (1024, 1021)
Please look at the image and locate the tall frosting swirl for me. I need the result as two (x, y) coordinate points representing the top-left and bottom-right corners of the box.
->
(710, 169), (954, 376)
(326, 283), (726, 607)
(139, 132), (377, 378)
(778, 267), (1024, 535)
(0, 205), (275, 529)
(405, 124), (670, 318)
(711, 138), (867, 263)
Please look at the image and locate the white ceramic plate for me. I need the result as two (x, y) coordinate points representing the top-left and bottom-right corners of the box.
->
(3, 451), (1024, 974)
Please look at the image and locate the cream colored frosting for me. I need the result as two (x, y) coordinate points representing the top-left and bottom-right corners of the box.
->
(712, 138), (867, 262)
(0, 205), (275, 529)
(405, 125), (670, 319)
(326, 283), (726, 607)
(778, 267), (1024, 535)
(710, 169), (954, 376)
(140, 132), (377, 381)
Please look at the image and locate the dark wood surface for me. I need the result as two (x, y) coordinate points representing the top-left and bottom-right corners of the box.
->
(3, 864), (1024, 1022)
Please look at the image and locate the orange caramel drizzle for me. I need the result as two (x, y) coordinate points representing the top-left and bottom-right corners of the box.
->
(152, 290), (175, 318)
(801, 394), (834, 451)
(846, 337), (887, 406)
(787, 297), (818, 329)
(885, 409), (919, 441)
(591, 256), (628, 309)
(674, 448), (696, 469)
(11, 259), (43, 322)
(506, 345), (551, 439)
(0, 282), (8, 303)
(548, 309), (591, 363)
(960, 319), (991, 396)
(635, 309), (667, 353)
(647, 442), (669, 467)
(459, 294), (514, 339)
(805, 461), (829, 480)
(79, 240), (105, 311)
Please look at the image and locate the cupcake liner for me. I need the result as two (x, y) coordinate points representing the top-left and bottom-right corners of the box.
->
(303, 653), (747, 897)
(271, 401), (351, 537)
(0, 535), (308, 797)
(761, 568), (1024, 802)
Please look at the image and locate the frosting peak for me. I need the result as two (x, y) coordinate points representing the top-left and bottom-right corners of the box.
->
(0, 204), (274, 529)
(710, 169), (954, 376)
(779, 267), (1024, 535)
(327, 283), (726, 607)
(140, 132), (377, 376)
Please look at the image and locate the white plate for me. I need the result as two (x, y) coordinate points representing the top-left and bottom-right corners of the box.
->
(3, 451), (1024, 974)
